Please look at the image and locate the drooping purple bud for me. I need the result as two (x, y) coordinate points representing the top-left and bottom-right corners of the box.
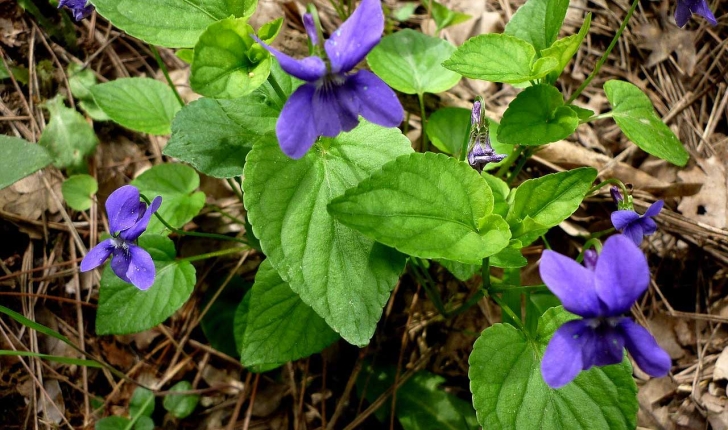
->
(303, 13), (319, 46)
(610, 186), (623, 205)
(58, 0), (94, 20)
(471, 100), (481, 126)
(582, 249), (598, 271)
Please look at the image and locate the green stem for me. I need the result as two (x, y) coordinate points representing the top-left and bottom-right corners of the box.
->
(140, 194), (248, 245)
(327, 0), (346, 20)
(587, 178), (629, 198)
(418, 93), (429, 152)
(495, 145), (524, 179)
(267, 71), (287, 102)
(205, 204), (247, 225)
(226, 178), (244, 204)
(489, 284), (549, 294)
(583, 111), (614, 123)
(179, 246), (249, 263)
(123, 394), (154, 430)
(566, 0), (640, 104)
(150, 45), (184, 107)
(490, 293), (528, 334)
(505, 147), (535, 186)
(410, 259), (448, 316)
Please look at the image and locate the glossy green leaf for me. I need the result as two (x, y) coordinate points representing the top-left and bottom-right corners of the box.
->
(190, 17), (270, 99)
(498, 84), (579, 145)
(481, 172), (510, 219)
(233, 294), (282, 373)
(163, 381), (199, 419)
(67, 63), (110, 121)
(62, 174), (98, 211)
(367, 29), (461, 95)
(604, 80), (688, 166)
(443, 34), (557, 84)
(393, 2), (418, 21)
(96, 235), (196, 335)
(164, 96), (277, 178)
(540, 14), (591, 82)
(131, 164), (206, 235)
(130, 387), (154, 418)
(175, 49), (194, 64)
(134, 417), (154, 430)
(504, 0), (569, 52)
(257, 17), (283, 43)
(90, 78), (181, 135)
(39, 95), (98, 170)
(490, 240), (527, 268)
(425, 0), (471, 33)
(239, 260), (339, 368)
(90, 0), (258, 48)
(469, 307), (638, 429)
(328, 152), (511, 264)
(243, 121), (411, 346)
(0, 135), (52, 190)
(507, 167), (597, 244)
(569, 105), (595, 122)
(358, 364), (479, 429)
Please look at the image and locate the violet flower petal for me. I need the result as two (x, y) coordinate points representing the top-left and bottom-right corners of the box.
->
(541, 320), (588, 388)
(675, 0), (692, 26)
(126, 245), (156, 290)
(618, 318), (671, 377)
(253, 36), (327, 82)
(539, 250), (601, 318)
(345, 70), (404, 128)
(276, 83), (319, 159)
(110, 248), (132, 284)
(579, 325), (625, 368)
(106, 185), (143, 234)
(312, 84), (359, 137)
(120, 196), (162, 241)
(80, 238), (116, 272)
(593, 235), (650, 315)
(644, 200), (664, 217)
(621, 223), (645, 245)
(610, 210), (640, 231)
(641, 217), (658, 236)
(59, 0), (93, 21)
(690, 0), (718, 25)
(303, 13), (319, 45)
(324, 0), (384, 73)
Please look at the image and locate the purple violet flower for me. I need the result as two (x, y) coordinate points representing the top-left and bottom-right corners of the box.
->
(254, 0), (404, 159)
(80, 185), (162, 290)
(539, 235), (671, 388)
(611, 200), (664, 245)
(58, 0), (94, 21)
(675, 0), (718, 27)
(467, 100), (506, 171)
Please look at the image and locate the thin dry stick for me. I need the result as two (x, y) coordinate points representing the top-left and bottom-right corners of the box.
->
(288, 362), (300, 430)
(0, 48), (40, 137)
(326, 350), (365, 430)
(242, 373), (261, 430)
(296, 358), (311, 430)
(226, 372), (252, 430)
(69, 239), (91, 426)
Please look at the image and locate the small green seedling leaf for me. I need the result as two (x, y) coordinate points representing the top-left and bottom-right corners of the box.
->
(504, 0), (569, 52)
(95, 416), (131, 430)
(443, 34), (557, 84)
(90, 78), (181, 135)
(96, 235), (196, 335)
(540, 14), (592, 83)
(190, 17), (271, 99)
(0, 135), (52, 190)
(604, 80), (689, 166)
(368, 29), (461, 95)
(424, 0), (471, 33)
(163, 381), (199, 419)
(257, 17), (283, 43)
(238, 260), (339, 368)
(393, 2), (418, 21)
(130, 387), (155, 418)
(62, 174), (98, 211)
(39, 95), (98, 171)
(328, 152), (511, 264)
(243, 121), (411, 346)
(469, 307), (638, 429)
(498, 84), (579, 145)
(67, 63), (109, 121)
(91, 0), (258, 48)
(131, 164), (206, 235)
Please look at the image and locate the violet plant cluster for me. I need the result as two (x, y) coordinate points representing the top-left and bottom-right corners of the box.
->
(51, 0), (722, 426)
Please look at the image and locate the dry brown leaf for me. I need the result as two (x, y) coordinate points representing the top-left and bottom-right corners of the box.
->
(648, 315), (685, 360)
(637, 24), (696, 76)
(714, 347), (728, 381)
(0, 172), (61, 220)
(677, 156), (727, 229)
(40, 379), (65, 425)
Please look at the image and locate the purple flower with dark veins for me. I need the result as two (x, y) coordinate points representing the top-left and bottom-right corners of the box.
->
(611, 200), (663, 245)
(58, 0), (94, 21)
(675, 0), (717, 27)
(539, 235), (671, 388)
(80, 185), (162, 290)
(255, 0), (404, 159)
(467, 99), (506, 171)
